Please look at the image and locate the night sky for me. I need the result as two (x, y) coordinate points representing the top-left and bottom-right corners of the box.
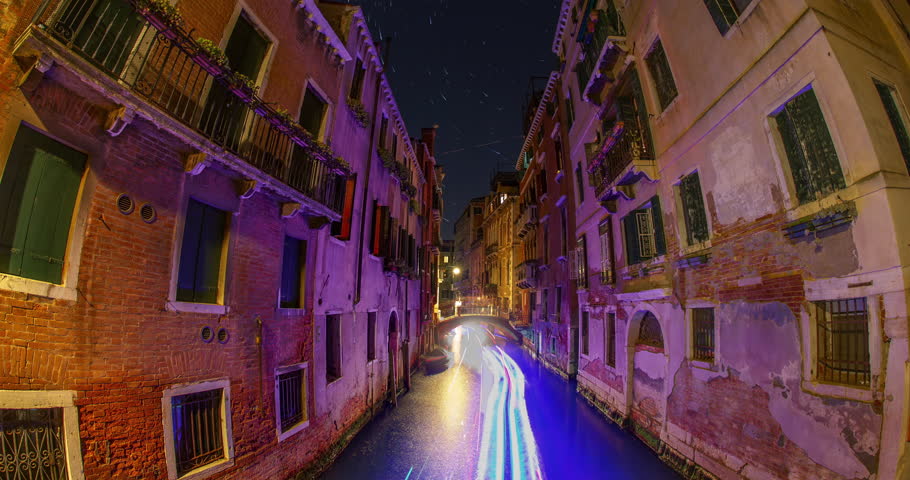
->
(336, 0), (560, 237)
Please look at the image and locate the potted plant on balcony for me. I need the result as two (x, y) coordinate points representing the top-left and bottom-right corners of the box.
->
(401, 182), (417, 199)
(378, 147), (395, 170)
(136, 0), (184, 34)
(227, 72), (258, 101)
(346, 98), (369, 128)
(329, 156), (352, 175)
(194, 38), (229, 76)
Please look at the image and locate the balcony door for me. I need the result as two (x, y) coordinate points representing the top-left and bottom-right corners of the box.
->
(200, 12), (270, 151)
(54, 0), (146, 74)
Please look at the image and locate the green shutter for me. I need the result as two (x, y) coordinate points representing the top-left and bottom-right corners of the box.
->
(0, 126), (85, 284)
(196, 204), (226, 304)
(681, 173), (709, 245)
(622, 214), (640, 265)
(874, 81), (910, 174)
(650, 196), (667, 256)
(224, 14), (270, 79)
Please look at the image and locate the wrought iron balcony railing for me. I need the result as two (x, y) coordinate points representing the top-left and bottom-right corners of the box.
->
(575, 4), (626, 94)
(589, 118), (655, 200)
(485, 242), (499, 257)
(29, 0), (346, 213)
(515, 205), (538, 239)
(515, 259), (538, 289)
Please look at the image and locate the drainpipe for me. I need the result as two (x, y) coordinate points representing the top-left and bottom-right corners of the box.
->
(353, 38), (392, 305)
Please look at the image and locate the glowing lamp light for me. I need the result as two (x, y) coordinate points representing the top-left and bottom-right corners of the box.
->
(455, 300), (463, 307)
(453, 267), (461, 276)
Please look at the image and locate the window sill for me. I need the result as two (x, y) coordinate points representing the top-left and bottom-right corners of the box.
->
(689, 359), (719, 372)
(0, 274), (76, 301)
(679, 239), (712, 257)
(329, 236), (348, 247)
(784, 198), (856, 240)
(176, 457), (234, 480)
(785, 188), (858, 224)
(277, 419), (310, 443)
(277, 308), (307, 317)
(801, 379), (873, 403)
(167, 302), (229, 315)
(326, 376), (343, 386)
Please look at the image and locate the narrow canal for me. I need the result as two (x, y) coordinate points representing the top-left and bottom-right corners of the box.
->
(321, 326), (679, 479)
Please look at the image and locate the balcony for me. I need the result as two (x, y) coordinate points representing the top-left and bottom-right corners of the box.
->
(588, 118), (656, 204)
(516, 205), (538, 239)
(485, 242), (499, 258)
(515, 259), (538, 289)
(576, 4), (627, 105)
(483, 283), (499, 297)
(18, 0), (347, 216)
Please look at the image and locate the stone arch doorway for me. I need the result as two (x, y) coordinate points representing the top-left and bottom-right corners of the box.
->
(388, 311), (399, 400)
(625, 310), (667, 447)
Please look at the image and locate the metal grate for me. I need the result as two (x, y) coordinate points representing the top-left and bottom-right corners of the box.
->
(814, 298), (870, 387)
(692, 308), (715, 362)
(645, 40), (678, 111)
(0, 408), (68, 479)
(680, 172), (709, 245)
(278, 369), (306, 432)
(171, 389), (224, 476)
(116, 193), (134, 214)
(140, 203), (156, 223)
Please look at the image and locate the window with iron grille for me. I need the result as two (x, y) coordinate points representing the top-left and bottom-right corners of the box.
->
(177, 199), (228, 304)
(581, 311), (590, 356)
(645, 40), (678, 111)
(679, 172), (710, 245)
(605, 313), (616, 367)
(691, 308), (715, 362)
(349, 58), (366, 101)
(773, 87), (845, 205)
(171, 388), (226, 476)
(276, 365), (308, 436)
(637, 312), (664, 350)
(326, 314), (342, 382)
(598, 219), (615, 284)
(813, 298), (870, 387)
(0, 124), (86, 285)
(703, 0), (752, 35)
(0, 408), (68, 478)
(280, 236), (307, 309)
(576, 235), (588, 289)
(874, 79), (910, 174)
(367, 312), (377, 361)
(622, 196), (666, 265)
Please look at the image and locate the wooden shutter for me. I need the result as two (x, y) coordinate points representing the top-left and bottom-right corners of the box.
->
(681, 173), (709, 245)
(622, 214), (640, 265)
(650, 196), (666, 256)
(177, 199), (205, 302)
(333, 176), (357, 241)
(0, 128), (85, 284)
(196, 203), (227, 304)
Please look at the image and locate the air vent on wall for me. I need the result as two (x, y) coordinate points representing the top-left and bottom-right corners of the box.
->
(140, 203), (157, 224)
(116, 194), (134, 215)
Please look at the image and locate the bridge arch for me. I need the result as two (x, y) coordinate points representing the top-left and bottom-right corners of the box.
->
(437, 315), (523, 343)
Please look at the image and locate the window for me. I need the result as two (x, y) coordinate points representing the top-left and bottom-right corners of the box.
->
(555, 285), (562, 320)
(637, 312), (664, 350)
(813, 298), (870, 387)
(444, 255), (449, 263)
(331, 176), (357, 241)
(404, 310), (410, 341)
(275, 364), (308, 439)
(581, 311), (589, 356)
(621, 196), (666, 265)
(0, 125), (86, 285)
(169, 386), (231, 477)
(349, 58), (366, 100)
(565, 91), (576, 128)
(379, 116), (389, 149)
(691, 308), (715, 362)
(224, 13), (270, 80)
(874, 80), (910, 173)
(772, 87), (845, 205)
(574, 164), (585, 205)
(326, 314), (342, 382)
(645, 40), (678, 111)
(299, 85), (328, 139)
(549, 336), (556, 354)
(177, 199), (228, 304)
(703, 0), (752, 35)
(537, 128), (544, 145)
(473, 207), (482, 215)
(367, 312), (377, 361)
(554, 137), (564, 173)
(542, 288), (549, 322)
(605, 313), (616, 367)
(576, 235), (588, 289)
(391, 133), (399, 161)
(280, 236), (306, 308)
(679, 172), (710, 245)
(1, 408), (68, 478)
(560, 207), (568, 258)
(598, 219), (615, 285)
(542, 223), (550, 263)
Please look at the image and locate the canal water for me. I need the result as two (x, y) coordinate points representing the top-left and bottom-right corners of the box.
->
(321, 327), (678, 479)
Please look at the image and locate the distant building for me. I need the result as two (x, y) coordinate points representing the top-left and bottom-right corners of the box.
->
(453, 196), (486, 299)
(481, 172), (520, 314)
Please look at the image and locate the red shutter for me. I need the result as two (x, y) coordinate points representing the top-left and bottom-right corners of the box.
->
(333, 175), (357, 240)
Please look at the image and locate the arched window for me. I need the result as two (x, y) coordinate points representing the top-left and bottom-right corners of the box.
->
(637, 312), (664, 350)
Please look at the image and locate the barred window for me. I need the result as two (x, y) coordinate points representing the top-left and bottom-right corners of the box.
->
(773, 87), (845, 205)
(692, 308), (715, 362)
(645, 40), (678, 111)
(814, 298), (870, 387)
(276, 366), (308, 436)
(598, 219), (615, 285)
(605, 313), (616, 367)
(171, 388), (226, 476)
(874, 80), (910, 174)
(679, 172), (710, 245)
(576, 235), (588, 289)
(703, 0), (752, 35)
(0, 408), (67, 478)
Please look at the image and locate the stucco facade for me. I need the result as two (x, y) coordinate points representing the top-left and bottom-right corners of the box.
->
(525, 0), (910, 478)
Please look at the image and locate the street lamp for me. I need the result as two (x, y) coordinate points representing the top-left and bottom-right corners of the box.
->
(452, 267), (462, 316)
(453, 267), (461, 276)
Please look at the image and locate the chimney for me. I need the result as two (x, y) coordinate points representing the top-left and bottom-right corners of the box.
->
(421, 125), (438, 157)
